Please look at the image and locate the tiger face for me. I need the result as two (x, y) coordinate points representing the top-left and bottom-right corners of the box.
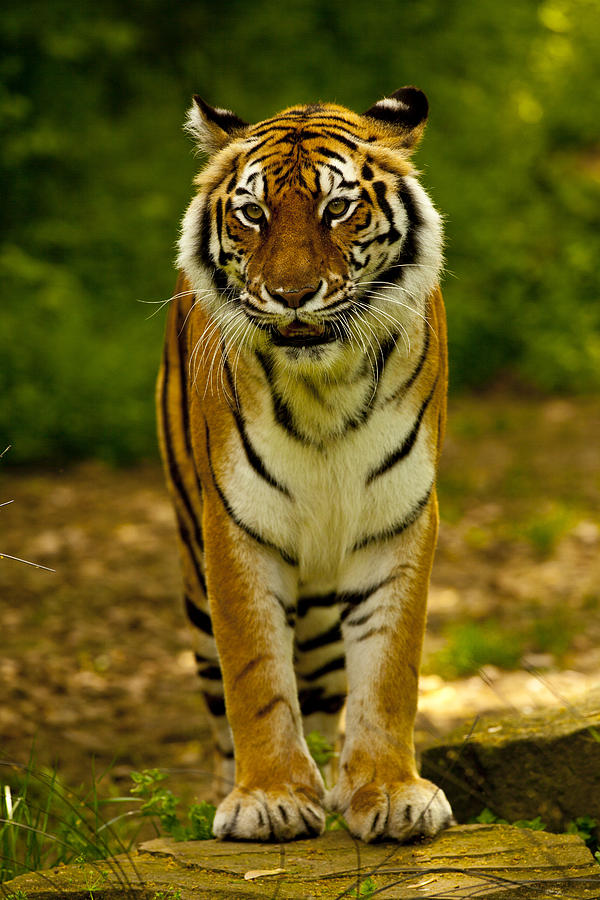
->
(178, 89), (443, 376)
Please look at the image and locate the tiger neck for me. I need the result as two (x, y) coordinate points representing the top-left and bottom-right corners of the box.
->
(224, 329), (422, 446)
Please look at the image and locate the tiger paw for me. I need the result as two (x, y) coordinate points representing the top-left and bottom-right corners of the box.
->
(329, 777), (454, 843)
(213, 784), (326, 841)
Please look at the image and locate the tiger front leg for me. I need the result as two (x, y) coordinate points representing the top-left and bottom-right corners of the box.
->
(328, 504), (454, 842)
(203, 500), (326, 841)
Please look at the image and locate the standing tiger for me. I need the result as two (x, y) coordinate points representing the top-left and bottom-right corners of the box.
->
(157, 87), (454, 843)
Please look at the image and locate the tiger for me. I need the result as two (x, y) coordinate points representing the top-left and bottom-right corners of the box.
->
(157, 86), (453, 843)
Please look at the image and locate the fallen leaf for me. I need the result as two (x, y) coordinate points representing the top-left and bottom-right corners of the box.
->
(244, 867), (287, 880)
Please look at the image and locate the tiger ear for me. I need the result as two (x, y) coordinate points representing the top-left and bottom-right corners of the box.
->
(184, 95), (249, 154)
(362, 86), (429, 150)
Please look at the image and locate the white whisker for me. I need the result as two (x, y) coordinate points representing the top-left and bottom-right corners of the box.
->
(346, 314), (379, 400)
(220, 312), (252, 404)
(138, 289), (197, 320)
(361, 289), (437, 338)
(354, 299), (410, 358)
(230, 320), (255, 407)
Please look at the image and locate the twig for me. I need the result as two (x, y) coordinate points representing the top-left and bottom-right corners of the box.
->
(0, 553), (55, 573)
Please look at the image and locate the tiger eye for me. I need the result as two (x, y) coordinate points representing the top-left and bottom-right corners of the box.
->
(243, 203), (264, 222)
(327, 198), (349, 218)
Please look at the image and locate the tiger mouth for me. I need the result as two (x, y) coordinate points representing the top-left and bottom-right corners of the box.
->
(271, 321), (336, 347)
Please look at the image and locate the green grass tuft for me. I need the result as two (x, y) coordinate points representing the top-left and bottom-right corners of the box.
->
(0, 758), (216, 886)
(425, 621), (524, 679)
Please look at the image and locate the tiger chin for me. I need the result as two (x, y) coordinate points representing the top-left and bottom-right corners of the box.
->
(157, 87), (454, 843)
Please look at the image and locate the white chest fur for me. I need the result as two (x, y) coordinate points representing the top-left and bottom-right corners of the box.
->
(216, 346), (435, 583)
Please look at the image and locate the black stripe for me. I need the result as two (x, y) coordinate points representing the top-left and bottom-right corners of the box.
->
(199, 203), (230, 295)
(223, 358), (292, 497)
(194, 651), (218, 666)
(319, 130), (358, 150)
(367, 177), (423, 290)
(274, 594), (296, 628)
(177, 521), (206, 592)
(271, 130), (308, 147)
(248, 123), (304, 138)
(354, 626), (389, 643)
(318, 160), (358, 186)
(244, 151), (285, 167)
(214, 198), (235, 268)
(297, 592), (337, 619)
(160, 352), (205, 554)
(175, 304), (193, 457)
(310, 121), (364, 138)
(384, 318), (431, 408)
(203, 692), (226, 716)
(255, 695), (290, 719)
(315, 146), (347, 162)
(399, 322), (430, 396)
(250, 111), (361, 130)
(299, 688), (346, 716)
(255, 351), (310, 445)
(344, 610), (375, 628)
(215, 744), (234, 759)
(250, 122), (361, 148)
(215, 198), (225, 265)
(300, 655), (346, 683)
(307, 114), (363, 131)
(338, 578), (393, 623)
(366, 374), (438, 484)
(198, 203), (214, 269)
(373, 181), (401, 244)
(205, 421), (298, 566)
(196, 664), (222, 681)
(360, 186), (374, 207)
(352, 485), (433, 551)
(273, 165), (310, 191)
(299, 375), (328, 405)
(296, 621), (342, 653)
(374, 331), (399, 384)
(394, 177), (422, 268)
(355, 210), (373, 231)
(185, 594), (213, 635)
(362, 162), (374, 181)
(226, 167), (238, 192)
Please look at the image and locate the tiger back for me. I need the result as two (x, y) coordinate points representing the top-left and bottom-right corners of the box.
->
(157, 87), (453, 842)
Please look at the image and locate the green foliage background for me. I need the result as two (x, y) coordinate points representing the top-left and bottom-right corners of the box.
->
(2, 0), (599, 463)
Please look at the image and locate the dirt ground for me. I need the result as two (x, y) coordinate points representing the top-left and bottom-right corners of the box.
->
(1, 393), (599, 808)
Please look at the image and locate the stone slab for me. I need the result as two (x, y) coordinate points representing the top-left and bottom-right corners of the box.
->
(3, 825), (600, 899)
(420, 687), (600, 828)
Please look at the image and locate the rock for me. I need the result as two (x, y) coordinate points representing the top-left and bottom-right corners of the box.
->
(420, 687), (600, 829)
(3, 825), (599, 899)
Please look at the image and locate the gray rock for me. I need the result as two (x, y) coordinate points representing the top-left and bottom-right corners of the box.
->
(420, 687), (600, 829)
(3, 825), (599, 899)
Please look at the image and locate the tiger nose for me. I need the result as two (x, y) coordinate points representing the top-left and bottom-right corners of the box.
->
(268, 284), (320, 309)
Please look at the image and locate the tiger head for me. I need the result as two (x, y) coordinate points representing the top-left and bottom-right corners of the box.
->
(178, 89), (443, 375)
